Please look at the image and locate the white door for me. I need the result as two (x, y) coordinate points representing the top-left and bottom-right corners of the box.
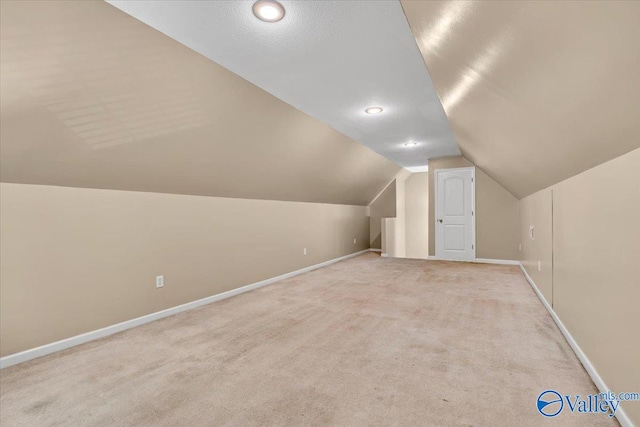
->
(435, 167), (475, 261)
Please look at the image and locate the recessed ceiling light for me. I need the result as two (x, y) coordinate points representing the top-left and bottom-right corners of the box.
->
(364, 107), (383, 115)
(253, 0), (285, 22)
(404, 142), (418, 147)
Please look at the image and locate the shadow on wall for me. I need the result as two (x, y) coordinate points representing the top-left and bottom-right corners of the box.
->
(369, 172), (430, 259)
(371, 233), (381, 249)
(369, 180), (396, 250)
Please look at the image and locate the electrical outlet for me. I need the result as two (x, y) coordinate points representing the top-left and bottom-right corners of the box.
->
(354, 238), (357, 244)
(537, 261), (541, 272)
(303, 248), (307, 255)
(156, 275), (164, 288)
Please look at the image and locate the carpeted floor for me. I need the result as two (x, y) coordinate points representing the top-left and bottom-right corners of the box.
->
(0, 253), (617, 426)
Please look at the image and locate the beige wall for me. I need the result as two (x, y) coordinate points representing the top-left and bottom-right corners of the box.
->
(381, 218), (394, 257)
(519, 148), (640, 424)
(519, 189), (553, 303)
(391, 171), (411, 258)
(0, 183), (371, 356)
(378, 170), (427, 259)
(428, 156), (520, 260)
(405, 172), (429, 259)
(369, 181), (396, 249)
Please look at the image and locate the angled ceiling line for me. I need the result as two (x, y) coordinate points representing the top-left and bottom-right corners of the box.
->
(106, 0), (461, 168)
(0, 0), (402, 206)
(401, 0), (640, 198)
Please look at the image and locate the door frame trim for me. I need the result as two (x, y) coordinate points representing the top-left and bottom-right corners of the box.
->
(434, 166), (476, 260)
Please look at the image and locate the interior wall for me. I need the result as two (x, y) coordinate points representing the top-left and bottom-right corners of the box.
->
(369, 181), (396, 249)
(0, 183), (371, 357)
(390, 170), (411, 258)
(519, 189), (553, 304)
(428, 156), (519, 259)
(381, 218), (394, 257)
(520, 148), (640, 424)
(552, 149), (640, 424)
(405, 172), (429, 259)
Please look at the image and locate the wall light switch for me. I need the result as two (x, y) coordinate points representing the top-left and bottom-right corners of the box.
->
(519, 243), (522, 251)
(537, 261), (541, 272)
(303, 248), (307, 255)
(354, 238), (357, 244)
(156, 275), (164, 288)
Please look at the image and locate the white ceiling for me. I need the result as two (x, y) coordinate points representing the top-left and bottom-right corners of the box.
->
(106, 0), (460, 168)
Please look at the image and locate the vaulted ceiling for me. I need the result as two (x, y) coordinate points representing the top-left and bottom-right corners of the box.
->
(2, 0), (638, 203)
(401, 0), (640, 198)
(0, 0), (401, 205)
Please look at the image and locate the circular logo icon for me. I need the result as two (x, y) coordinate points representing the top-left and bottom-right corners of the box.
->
(537, 390), (564, 417)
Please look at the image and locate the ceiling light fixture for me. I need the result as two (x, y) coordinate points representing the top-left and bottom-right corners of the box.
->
(404, 142), (418, 147)
(364, 107), (383, 115)
(253, 0), (285, 22)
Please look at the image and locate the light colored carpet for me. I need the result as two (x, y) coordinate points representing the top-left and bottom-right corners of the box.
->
(0, 253), (616, 426)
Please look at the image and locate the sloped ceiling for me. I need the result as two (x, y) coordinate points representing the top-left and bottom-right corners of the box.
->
(0, 0), (401, 206)
(402, 0), (640, 198)
(106, 0), (460, 168)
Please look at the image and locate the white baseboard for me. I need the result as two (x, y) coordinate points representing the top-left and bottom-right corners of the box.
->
(2, 252), (632, 427)
(427, 256), (519, 265)
(369, 248), (382, 253)
(474, 258), (520, 265)
(518, 264), (633, 427)
(0, 249), (370, 369)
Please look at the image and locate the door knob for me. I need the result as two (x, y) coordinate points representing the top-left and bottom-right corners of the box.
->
(437, 219), (443, 223)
